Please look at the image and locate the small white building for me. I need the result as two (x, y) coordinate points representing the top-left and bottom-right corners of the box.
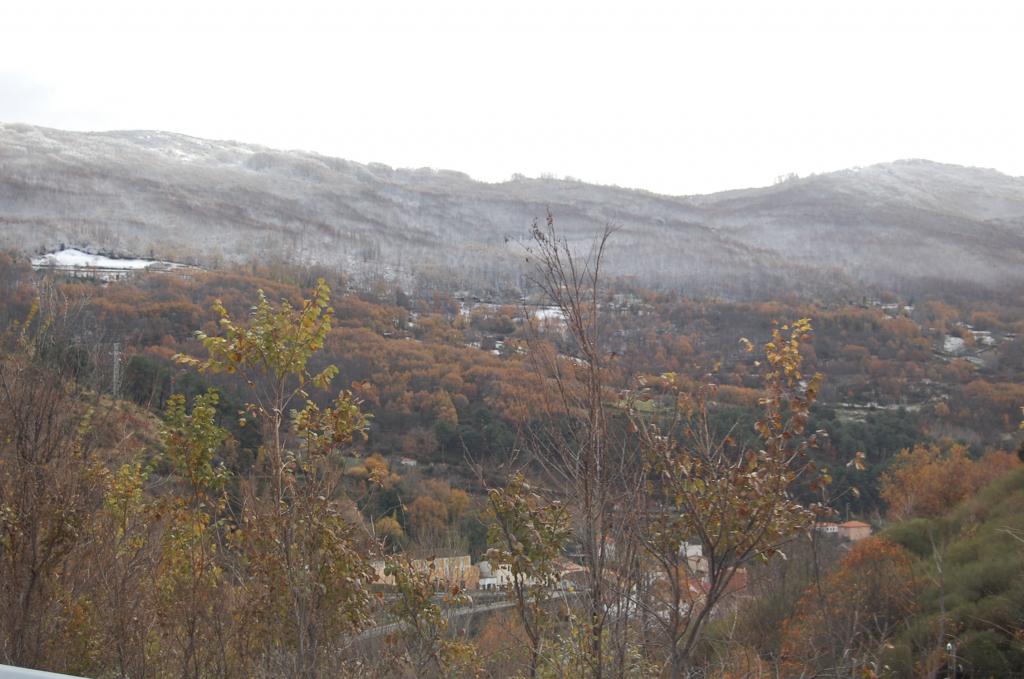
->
(681, 542), (707, 575)
(814, 522), (840, 535)
(477, 560), (516, 590)
(815, 521), (871, 542)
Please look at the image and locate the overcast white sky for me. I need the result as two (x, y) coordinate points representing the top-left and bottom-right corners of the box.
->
(1, 1), (1022, 195)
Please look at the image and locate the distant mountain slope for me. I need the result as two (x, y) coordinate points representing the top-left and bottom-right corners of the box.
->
(2, 123), (1023, 295)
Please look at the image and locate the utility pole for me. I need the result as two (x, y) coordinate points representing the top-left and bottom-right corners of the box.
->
(111, 341), (121, 396)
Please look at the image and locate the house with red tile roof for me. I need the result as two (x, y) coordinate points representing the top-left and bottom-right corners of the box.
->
(838, 520), (872, 542)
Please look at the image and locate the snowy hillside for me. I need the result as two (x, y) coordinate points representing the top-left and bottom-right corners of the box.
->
(2, 123), (1023, 296)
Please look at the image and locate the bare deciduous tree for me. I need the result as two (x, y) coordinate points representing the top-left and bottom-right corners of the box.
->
(521, 216), (646, 678)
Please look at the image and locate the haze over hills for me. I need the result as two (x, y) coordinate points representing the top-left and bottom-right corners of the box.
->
(2, 122), (1023, 297)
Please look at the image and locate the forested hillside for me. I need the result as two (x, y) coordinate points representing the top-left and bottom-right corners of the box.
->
(717, 463), (1024, 677)
(883, 467), (1024, 676)
(3, 1), (1022, 675)
(1, 253), (1021, 519)
(0, 227), (1021, 676)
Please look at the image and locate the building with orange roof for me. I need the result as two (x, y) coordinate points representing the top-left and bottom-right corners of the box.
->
(838, 520), (872, 542)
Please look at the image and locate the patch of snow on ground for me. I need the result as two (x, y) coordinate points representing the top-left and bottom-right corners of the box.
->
(971, 331), (996, 346)
(533, 306), (566, 321)
(32, 249), (165, 270)
(167, 148), (202, 162)
(30, 248), (188, 272)
(943, 336), (965, 354)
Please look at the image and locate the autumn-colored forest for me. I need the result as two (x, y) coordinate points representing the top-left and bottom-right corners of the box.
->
(0, 240), (1022, 678)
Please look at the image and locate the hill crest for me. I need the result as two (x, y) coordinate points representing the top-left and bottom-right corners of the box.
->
(2, 123), (1023, 296)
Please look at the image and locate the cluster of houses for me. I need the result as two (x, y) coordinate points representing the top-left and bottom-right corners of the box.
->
(371, 554), (588, 592)
(867, 297), (1015, 369)
(372, 520), (873, 597)
(371, 541), (708, 595)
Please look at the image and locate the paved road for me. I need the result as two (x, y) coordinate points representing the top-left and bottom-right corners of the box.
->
(356, 598), (519, 640)
(0, 665), (86, 679)
(355, 590), (576, 641)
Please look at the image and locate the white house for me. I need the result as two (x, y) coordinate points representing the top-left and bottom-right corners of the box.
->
(477, 560), (517, 590)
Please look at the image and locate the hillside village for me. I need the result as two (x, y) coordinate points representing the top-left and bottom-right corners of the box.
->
(367, 521), (873, 626)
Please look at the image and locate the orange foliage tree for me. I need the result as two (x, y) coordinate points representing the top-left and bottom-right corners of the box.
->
(881, 442), (1020, 520)
(780, 537), (918, 677)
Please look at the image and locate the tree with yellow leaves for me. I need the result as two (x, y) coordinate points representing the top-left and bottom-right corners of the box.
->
(633, 319), (831, 678)
(176, 279), (373, 677)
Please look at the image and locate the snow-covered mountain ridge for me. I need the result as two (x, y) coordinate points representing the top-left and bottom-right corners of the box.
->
(2, 123), (1023, 295)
